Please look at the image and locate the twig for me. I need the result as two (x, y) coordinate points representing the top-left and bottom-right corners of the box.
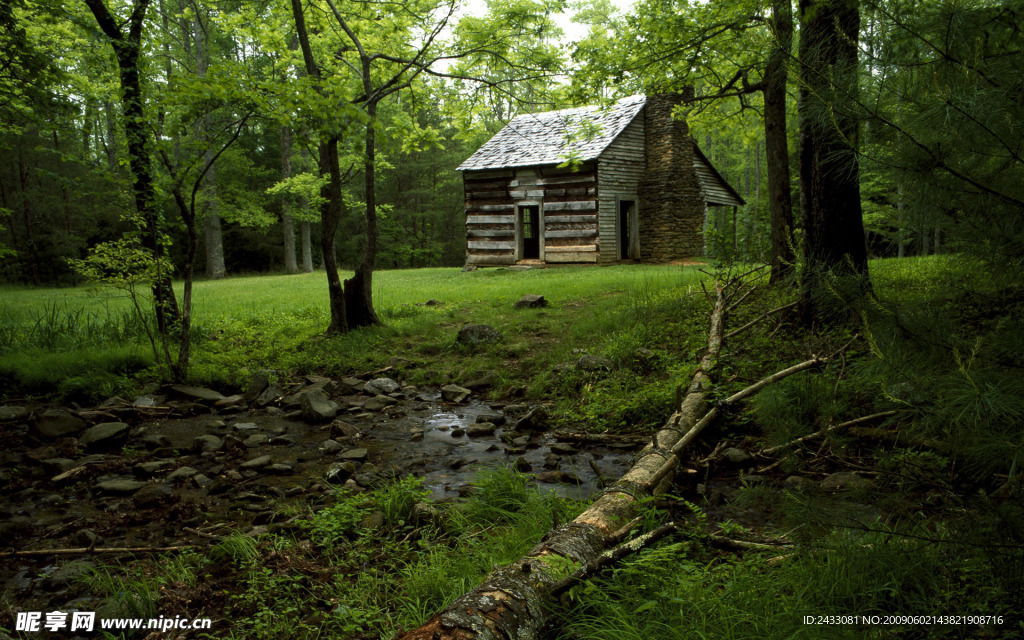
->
(724, 301), (797, 339)
(355, 365), (394, 379)
(587, 458), (608, 488)
(725, 283), (758, 314)
(758, 411), (900, 457)
(706, 535), (793, 552)
(184, 527), (222, 540)
(0, 545), (194, 558)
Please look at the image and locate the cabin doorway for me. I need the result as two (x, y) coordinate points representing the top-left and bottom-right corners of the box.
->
(619, 199), (637, 260)
(520, 205), (540, 259)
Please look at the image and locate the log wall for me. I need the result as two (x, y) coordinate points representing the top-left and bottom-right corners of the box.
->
(463, 163), (600, 266)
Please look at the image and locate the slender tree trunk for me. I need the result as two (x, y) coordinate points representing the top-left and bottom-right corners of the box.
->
(84, 0), (180, 334)
(765, 0), (795, 283)
(102, 100), (118, 172)
(751, 137), (762, 260)
(300, 220), (313, 272)
(798, 0), (869, 324)
(343, 98), (380, 328)
(193, 14), (226, 280)
(17, 149), (39, 286)
(281, 126), (298, 273)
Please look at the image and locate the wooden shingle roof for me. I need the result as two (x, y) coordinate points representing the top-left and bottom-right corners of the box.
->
(457, 95), (647, 171)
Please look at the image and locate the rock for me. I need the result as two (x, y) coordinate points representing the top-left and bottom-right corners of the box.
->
(42, 458), (78, 474)
(631, 348), (657, 368)
(132, 483), (173, 507)
(25, 445), (58, 462)
(95, 479), (148, 495)
(300, 389), (339, 423)
(361, 510), (386, 529)
(410, 429), (425, 441)
(339, 448), (368, 462)
(243, 434), (270, 448)
(514, 407), (548, 431)
(192, 435), (224, 453)
(385, 357), (415, 369)
(80, 422), (131, 449)
(740, 474), (769, 485)
(450, 427), (465, 437)
(325, 462), (358, 484)
(44, 560), (96, 591)
(456, 324), (503, 347)
(463, 372), (497, 389)
(364, 377), (401, 395)
(513, 457), (532, 472)
(821, 471), (875, 491)
(442, 384), (472, 403)
(321, 439), (344, 454)
(139, 433), (172, 449)
(550, 443), (578, 456)
(243, 373), (270, 403)
(338, 377), (365, 394)
(169, 384), (225, 403)
(133, 395), (158, 407)
(264, 463), (293, 475)
(233, 422), (259, 432)
(461, 265), (478, 272)
(167, 466), (198, 483)
(577, 355), (614, 372)
(0, 406), (30, 421)
(536, 470), (580, 484)
(722, 447), (753, 465)
(133, 461), (173, 478)
(512, 436), (530, 447)
(514, 294), (549, 309)
(240, 455), (272, 470)
(330, 420), (360, 439)
(364, 395), (399, 411)
(466, 423), (497, 437)
(255, 384), (286, 407)
(783, 475), (815, 491)
(420, 298), (443, 306)
(215, 394), (245, 408)
(476, 411), (506, 426)
(34, 409), (86, 438)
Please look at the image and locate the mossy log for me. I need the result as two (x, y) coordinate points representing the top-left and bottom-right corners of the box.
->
(395, 283), (728, 640)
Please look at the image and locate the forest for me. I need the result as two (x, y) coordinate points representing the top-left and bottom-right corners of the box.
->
(1, 0), (1023, 638)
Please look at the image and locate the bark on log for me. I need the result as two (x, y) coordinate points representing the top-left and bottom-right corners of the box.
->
(395, 283), (729, 640)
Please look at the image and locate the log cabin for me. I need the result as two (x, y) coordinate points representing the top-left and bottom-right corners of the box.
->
(457, 91), (745, 266)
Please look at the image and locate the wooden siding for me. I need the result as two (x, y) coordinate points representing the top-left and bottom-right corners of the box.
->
(694, 154), (744, 207)
(596, 114), (646, 263)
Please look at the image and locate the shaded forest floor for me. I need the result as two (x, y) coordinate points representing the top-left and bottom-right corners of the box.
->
(1, 257), (1022, 639)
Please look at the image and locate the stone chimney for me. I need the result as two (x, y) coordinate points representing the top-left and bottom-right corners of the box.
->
(639, 89), (706, 262)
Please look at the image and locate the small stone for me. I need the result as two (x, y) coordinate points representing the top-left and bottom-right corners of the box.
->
(80, 422), (131, 449)
(442, 384), (472, 403)
(133, 483), (173, 507)
(42, 458), (78, 474)
(240, 455), (272, 470)
(34, 409), (86, 438)
(140, 433), (172, 449)
(821, 471), (875, 491)
(134, 461), (171, 479)
(514, 294), (548, 309)
(550, 443), (578, 456)
(321, 439), (344, 454)
(364, 395), (399, 411)
(167, 466), (198, 483)
(421, 298), (443, 305)
(456, 324), (503, 347)
(514, 407), (548, 431)
(463, 372), (497, 389)
(577, 355), (614, 372)
(225, 470), (244, 482)
(365, 378), (401, 395)
(264, 463), (294, 475)
(300, 389), (339, 423)
(330, 420), (360, 439)
(722, 447), (753, 465)
(513, 457), (532, 472)
(466, 423), (497, 437)
(233, 422), (259, 432)
(215, 394), (245, 408)
(44, 560), (96, 590)
(325, 462), (358, 484)
(512, 436), (530, 447)
(536, 470), (580, 484)
(0, 406), (29, 421)
(450, 428), (465, 437)
(410, 429), (425, 441)
(339, 448), (368, 462)
(169, 384), (225, 403)
(132, 395), (159, 408)
(192, 435), (224, 453)
(476, 412), (506, 426)
(95, 479), (148, 495)
(243, 434), (270, 448)
(783, 475), (815, 491)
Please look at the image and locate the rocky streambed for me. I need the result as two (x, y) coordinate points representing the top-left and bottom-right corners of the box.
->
(0, 371), (640, 612)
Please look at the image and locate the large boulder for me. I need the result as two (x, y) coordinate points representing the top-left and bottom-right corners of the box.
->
(514, 294), (549, 309)
(34, 410), (86, 438)
(79, 422), (131, 450)
(243, 373), (270, 403)
(364, 395), (399, 411)
(168, 384), (225, 404)
(456, 324), (503, 347)
(0, 406), (30, 421)
(300, 389), (339, 422)
(442, 384), (472, 403)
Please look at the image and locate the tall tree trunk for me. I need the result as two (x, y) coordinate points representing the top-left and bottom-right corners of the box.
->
(17, 148), (39, 286)
(84, 0), (179, 335)
(751, 138), (762, 259)
(281, 126), (298, 273)
(291, 0), (346, 332)
(193, 13), (226, 280)
(300, 220), (313, 272)
(765, 0), (795, 283)
(343, 98), (380, 328)
(798, 0), (869, 324)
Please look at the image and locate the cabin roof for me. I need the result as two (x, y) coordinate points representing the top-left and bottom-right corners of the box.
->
(456, 95), (647, 171)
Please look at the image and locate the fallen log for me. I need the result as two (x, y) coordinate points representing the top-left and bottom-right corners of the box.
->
(0, 545), (193, 558)
(395, 281), (730, 640)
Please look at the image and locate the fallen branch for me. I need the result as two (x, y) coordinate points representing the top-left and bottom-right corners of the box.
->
(0, 545), (193, 558)
(725, 301), (797, 340)
(758, 411), (900, 457)
(396, 280), (731, 640)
